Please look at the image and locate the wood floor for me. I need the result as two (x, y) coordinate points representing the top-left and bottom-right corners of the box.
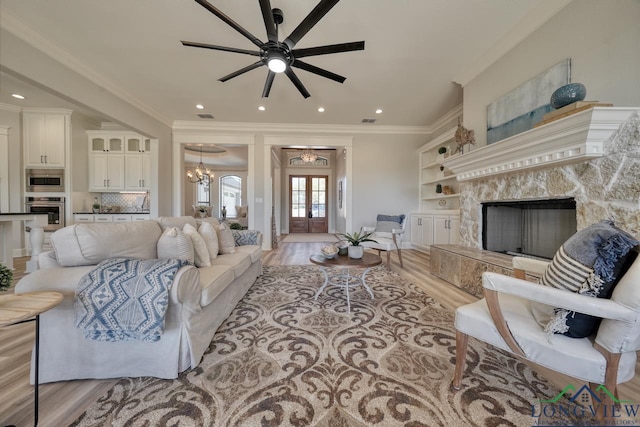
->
(2, 244), (640, 426)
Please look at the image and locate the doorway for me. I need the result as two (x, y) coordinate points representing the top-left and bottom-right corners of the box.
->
(289, 175), (328, 233)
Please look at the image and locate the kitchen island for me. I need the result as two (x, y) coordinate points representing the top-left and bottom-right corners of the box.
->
(0, 213), (48, 272)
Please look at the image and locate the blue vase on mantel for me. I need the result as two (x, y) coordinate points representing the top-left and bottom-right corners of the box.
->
(550, 83), (587, 109)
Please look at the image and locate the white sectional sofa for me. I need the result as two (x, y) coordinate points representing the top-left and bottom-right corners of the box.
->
(15, 216), (262, 383)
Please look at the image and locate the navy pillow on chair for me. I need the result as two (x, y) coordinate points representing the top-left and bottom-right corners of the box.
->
(541, 220), (639, 338)
(375, 214), (405, 233)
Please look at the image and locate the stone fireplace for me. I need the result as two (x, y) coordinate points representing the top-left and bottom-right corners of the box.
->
(443, 108), (640, 250)
(431, 108), (640, 297)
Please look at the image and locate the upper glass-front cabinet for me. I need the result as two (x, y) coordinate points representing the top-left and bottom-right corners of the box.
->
(126, 135), (151, 153)
(90, 135), (124, 153)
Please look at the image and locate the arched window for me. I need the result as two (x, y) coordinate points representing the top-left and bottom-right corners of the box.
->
(220, 175), (242, 217)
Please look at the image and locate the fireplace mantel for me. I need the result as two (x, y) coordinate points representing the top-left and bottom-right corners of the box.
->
(442, 107), (639, 181)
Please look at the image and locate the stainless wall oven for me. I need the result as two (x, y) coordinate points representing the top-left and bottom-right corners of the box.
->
(25, 197), (65, 232)
(26, 168), (65, 192)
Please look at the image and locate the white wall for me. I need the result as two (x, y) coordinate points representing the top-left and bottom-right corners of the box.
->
(464, 0), (640, 147)
(350, 133), (424, 232)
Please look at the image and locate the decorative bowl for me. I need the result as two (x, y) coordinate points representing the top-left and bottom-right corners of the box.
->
(321, 245), (338, 259)
(550, 83), (586, 109)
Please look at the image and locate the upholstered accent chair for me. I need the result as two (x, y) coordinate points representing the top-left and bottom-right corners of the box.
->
(362, 214), (406, 271)
(452, 254), (640, 421)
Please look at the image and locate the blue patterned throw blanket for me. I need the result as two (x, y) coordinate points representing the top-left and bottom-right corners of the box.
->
(74, 258), (185, 342)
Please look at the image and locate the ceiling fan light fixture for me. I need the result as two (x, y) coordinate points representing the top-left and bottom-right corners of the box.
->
(267, 52), (287, 73)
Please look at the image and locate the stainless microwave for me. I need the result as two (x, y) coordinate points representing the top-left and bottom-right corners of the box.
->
(26, 168), (65, 192)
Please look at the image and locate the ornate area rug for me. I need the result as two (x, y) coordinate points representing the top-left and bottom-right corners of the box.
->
(71, 265), (563, 427)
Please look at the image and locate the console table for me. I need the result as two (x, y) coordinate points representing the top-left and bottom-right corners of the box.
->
(0, 291), (63, 426)
(0, 213), (47, 272)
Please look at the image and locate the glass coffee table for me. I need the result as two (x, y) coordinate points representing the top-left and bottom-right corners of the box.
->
(309, 252), (382, 313)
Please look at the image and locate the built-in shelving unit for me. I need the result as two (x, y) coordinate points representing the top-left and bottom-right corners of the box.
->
(418, 127), (460, 211)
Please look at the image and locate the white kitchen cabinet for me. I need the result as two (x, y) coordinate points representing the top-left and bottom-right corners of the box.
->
(74, 214), (94, 223)
(89, 152), (125, 191)
(411, 212), (459, 250)
(88, 131), (151, 192)
(410, 214), (434, 249)
(23, 109), (71, 168)
(124, 153), (151, 190)
(433, 214), (460, 245)
(74, 214), (150, 223)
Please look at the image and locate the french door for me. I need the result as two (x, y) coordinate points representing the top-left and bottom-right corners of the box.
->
(289, 175), (328, 233)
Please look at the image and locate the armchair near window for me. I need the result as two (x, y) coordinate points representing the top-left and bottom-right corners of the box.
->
(452, 254), (640, 421)
(361, 214), (406, 271)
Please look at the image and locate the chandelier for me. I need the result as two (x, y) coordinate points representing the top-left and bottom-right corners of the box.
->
(300, 149), (318, 163)
(186, 146), (213, 184)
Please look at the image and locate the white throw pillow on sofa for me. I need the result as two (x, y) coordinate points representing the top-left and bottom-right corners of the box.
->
(157, 227), (194, 264)
(198, 221), (219, 261)
(214, 222), (236, 254)
(183, 223), (211, 267)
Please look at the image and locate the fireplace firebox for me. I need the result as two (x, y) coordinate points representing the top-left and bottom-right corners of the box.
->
(482, 198), (576, 260)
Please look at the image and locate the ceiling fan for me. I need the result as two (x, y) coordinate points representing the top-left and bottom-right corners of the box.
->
(181, 0), (365, 98)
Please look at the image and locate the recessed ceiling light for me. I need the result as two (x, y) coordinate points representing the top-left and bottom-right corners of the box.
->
(258, 106), (266, 111)
(11, 93), (25, 100)
(195, 104), (204, 109)
(375, 109), (383, 114)
(318, 107), (325, 112)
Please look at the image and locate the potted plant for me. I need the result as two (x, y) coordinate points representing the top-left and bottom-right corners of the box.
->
(0, 263), (13, 292)
(336, 229), (377, 259)
(92, 202), (101, 214)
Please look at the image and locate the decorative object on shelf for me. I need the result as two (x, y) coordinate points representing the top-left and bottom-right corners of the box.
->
(92, 197), (100, 214)
(436, 183), (443, 194)
(186, 146), (212, 184)
(300, 149), (318, 163)
(454, 119), (476, 154)
(550, 82), (587, 109)
(438, 147), (447, 155)
(442, 185), (454, 195)
(336, 229), (377, 259)
(438, 165), (445, 178)
(0, 263), (12, 291)
(438, 199), (448, 208)
(487, 58), (570, 144)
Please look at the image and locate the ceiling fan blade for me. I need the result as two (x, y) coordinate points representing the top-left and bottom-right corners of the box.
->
(291, 61), (346, 83)
(219, 61), (265, 82)
(292, 41), (365, 58)
(259, 0), (278, 42)
(283, 0), (340, 50)
(262, 71), (276, 98)
(284, 68), (311, 98)
(181, 41), (261, 56)
(193, 0), (264, 48)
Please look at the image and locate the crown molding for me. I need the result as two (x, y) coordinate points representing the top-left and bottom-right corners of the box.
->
(429, 104), (462, 132)
(0, 102), (22, 113)
(1, 10), (171, 127)
(453, 0), (573, 87)
(172, 120), (431, 135)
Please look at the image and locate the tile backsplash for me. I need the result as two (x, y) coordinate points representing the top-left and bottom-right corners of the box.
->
(99, 192), (150, 213)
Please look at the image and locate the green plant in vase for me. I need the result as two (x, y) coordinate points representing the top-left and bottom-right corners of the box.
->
(336, 229), (377, 259)
(0, 263), (13, 292)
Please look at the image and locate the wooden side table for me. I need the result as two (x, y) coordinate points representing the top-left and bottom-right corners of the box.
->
(0, 291), (63, 426)
(310, 252), (382, 313)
